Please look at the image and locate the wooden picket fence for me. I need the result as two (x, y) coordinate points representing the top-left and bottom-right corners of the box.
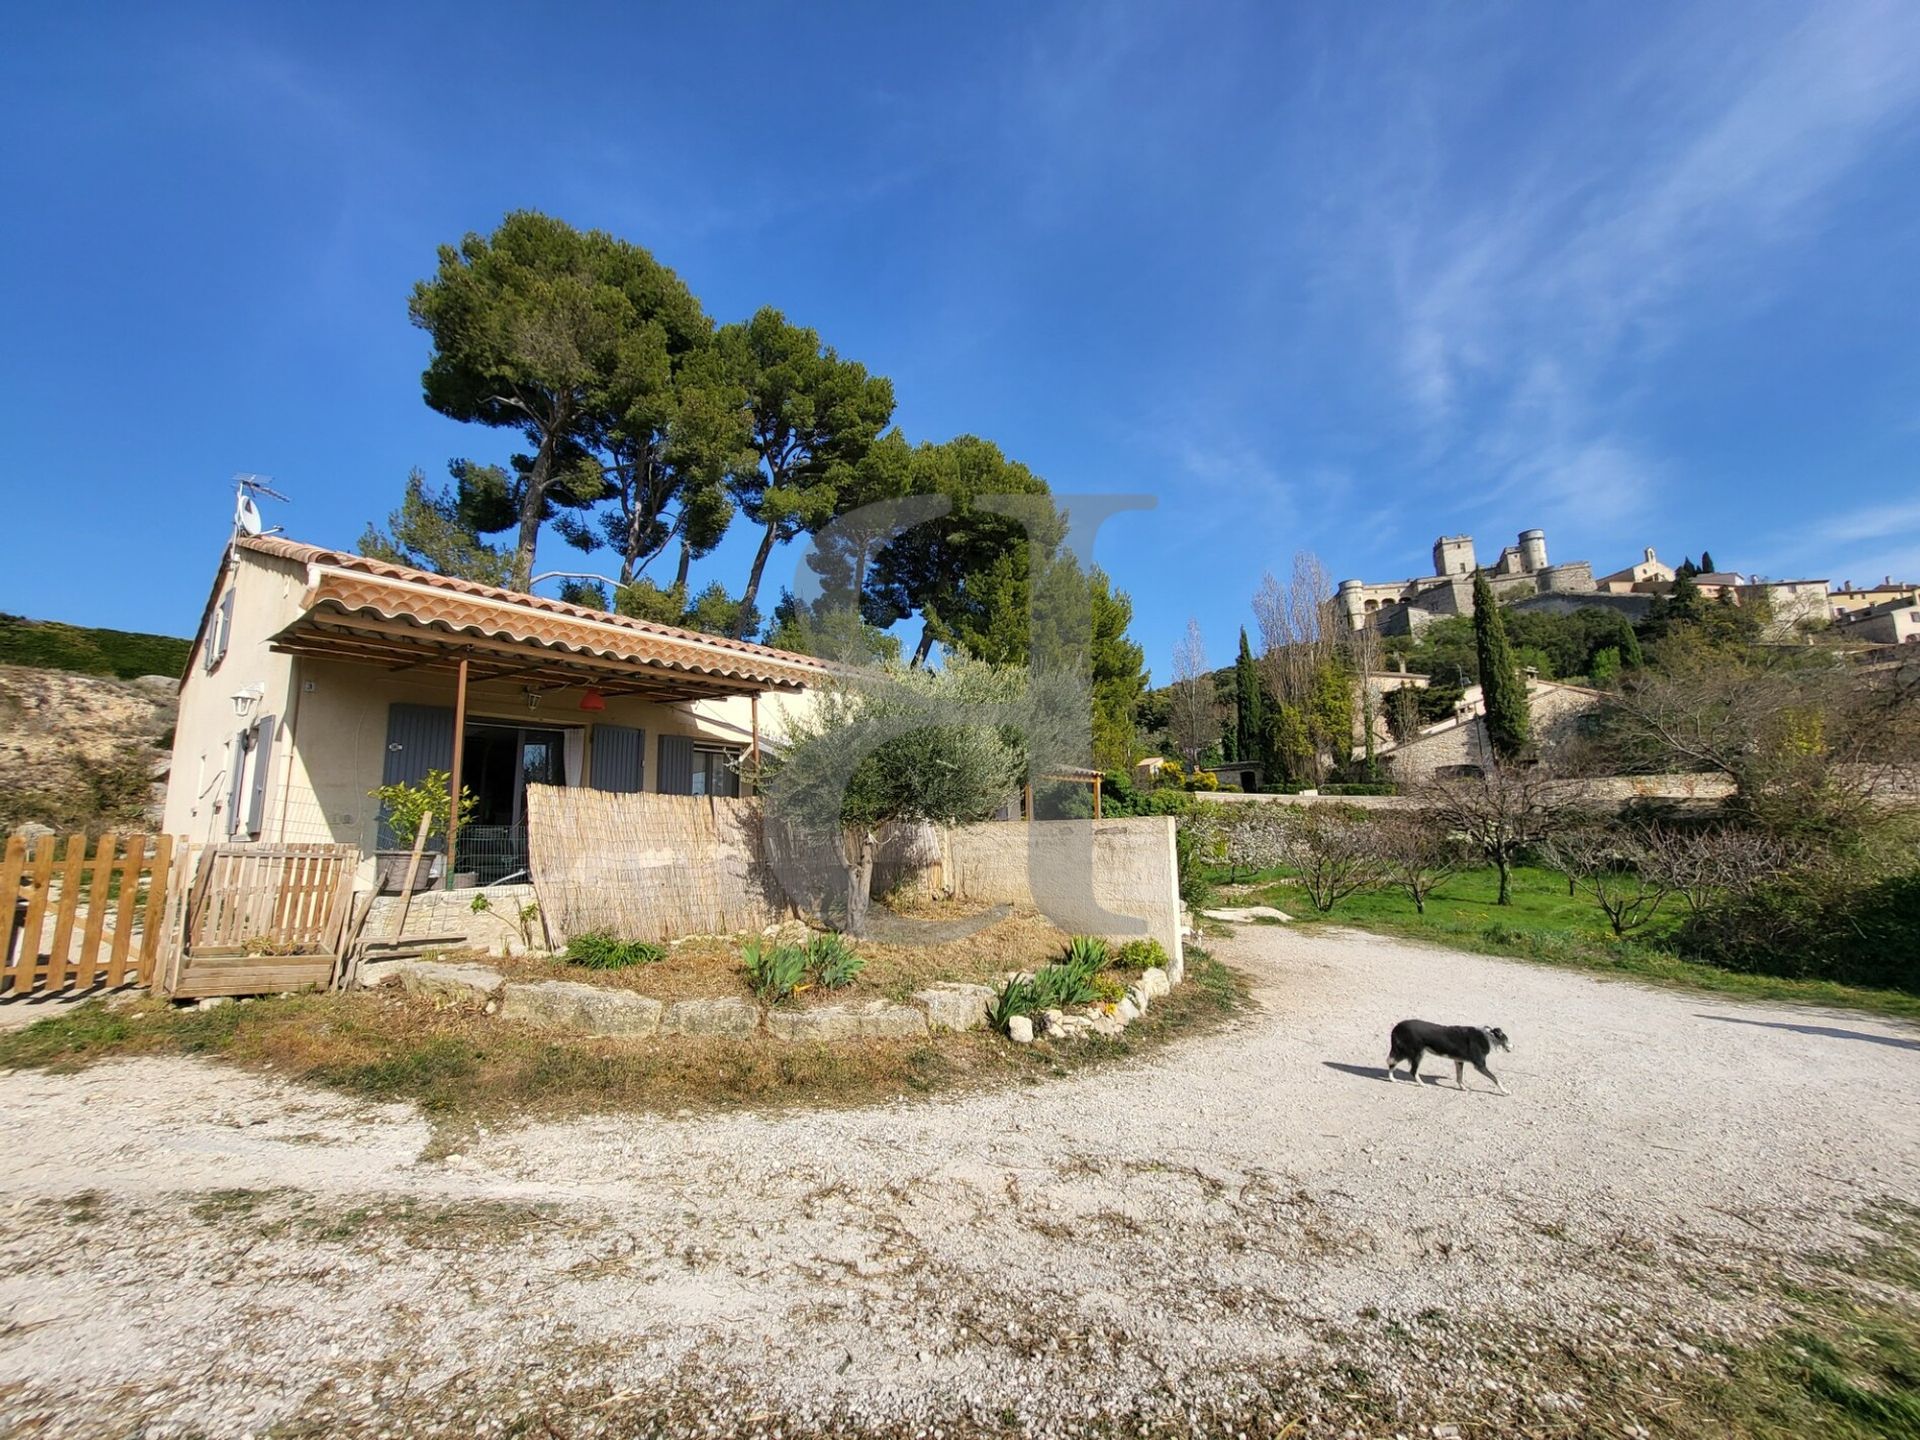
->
(2, 832), (183, 995)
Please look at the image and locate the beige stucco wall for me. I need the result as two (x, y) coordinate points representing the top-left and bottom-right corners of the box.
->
(162, 545), (808, 873)
(944, 817), (1183, 976)
(162, 547), (305, 846)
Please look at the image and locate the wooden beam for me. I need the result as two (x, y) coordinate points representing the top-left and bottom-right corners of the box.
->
(447, 655), (469, 890)
(1093, 774), (1102, 820)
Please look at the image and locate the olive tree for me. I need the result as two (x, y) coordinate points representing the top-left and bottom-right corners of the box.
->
(755, 658), (1035, 934)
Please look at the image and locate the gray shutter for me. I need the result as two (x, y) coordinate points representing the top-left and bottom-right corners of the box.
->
(226, 729), (250, 837)
(383, 704), (455, 785)
(658, 734), (695, 795)
(380, 704), (455, 845)
(591, 724), (645, 793)
(205, 590), (234, 673)
(245, 714), (276, 839)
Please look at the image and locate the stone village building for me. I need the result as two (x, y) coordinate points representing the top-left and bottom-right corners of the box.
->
(1336, 529), (1828, 640)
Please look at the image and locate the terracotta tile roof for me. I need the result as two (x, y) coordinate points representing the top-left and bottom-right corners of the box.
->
(239, 535), (828, 691)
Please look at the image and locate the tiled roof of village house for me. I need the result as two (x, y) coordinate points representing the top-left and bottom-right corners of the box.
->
(238, 535), (830, 692)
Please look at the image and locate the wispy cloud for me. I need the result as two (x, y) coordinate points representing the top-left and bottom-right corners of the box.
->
(1344, 2), (1920, 536)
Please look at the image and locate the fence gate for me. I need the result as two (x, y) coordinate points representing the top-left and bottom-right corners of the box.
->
(2, 833), (180, 996)
(156, 842), (360, 998)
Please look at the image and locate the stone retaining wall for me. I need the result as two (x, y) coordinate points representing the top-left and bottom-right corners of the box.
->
(363, 883), (546, 956)
(369, 958), (1001, 1041)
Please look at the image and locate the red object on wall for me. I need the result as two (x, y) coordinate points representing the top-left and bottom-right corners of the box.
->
(578, 688), (606, 712)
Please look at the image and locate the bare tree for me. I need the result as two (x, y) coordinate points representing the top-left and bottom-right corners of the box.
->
(1253, 551), (1338, 708)
(1640, 825), (1802, 915)
(1372, 808), (1469, 914)
(1170, 619), (1218, 767)
(1253, 551), (1346, 784)
(1536, 827), (1670, 937)
(1418, 761), (1574, 905)
(1279, 808), (1381, 912)
(1599, 653), (1890, 837)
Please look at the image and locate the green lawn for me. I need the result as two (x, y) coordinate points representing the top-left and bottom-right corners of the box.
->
(1208, 862), (1920, 1025)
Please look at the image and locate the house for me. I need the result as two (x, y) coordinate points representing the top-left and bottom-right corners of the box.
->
(1367, 677), (1604, 781)
(1595, 547), (1677, 593)
(162, 536), (826, 884)
(1832, 595), (1920, 647)
(1831, 578), (1920, 620)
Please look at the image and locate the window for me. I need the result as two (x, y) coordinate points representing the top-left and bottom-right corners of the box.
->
(204, 589), (235, 673)
(690, 745), (742, 798)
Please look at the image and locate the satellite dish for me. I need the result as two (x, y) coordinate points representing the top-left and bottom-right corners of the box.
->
(235, 493), (264, 536)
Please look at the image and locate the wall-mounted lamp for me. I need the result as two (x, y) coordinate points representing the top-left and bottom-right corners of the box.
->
(524, 687), (543, 712)
(231, 684), (265, 719)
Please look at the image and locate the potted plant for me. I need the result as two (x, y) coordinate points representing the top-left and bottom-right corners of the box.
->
(368, 770), (477, 893)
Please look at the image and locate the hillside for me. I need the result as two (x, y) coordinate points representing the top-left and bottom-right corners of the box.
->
(0, 613), (191, 680)
(0, 665), (176, 835)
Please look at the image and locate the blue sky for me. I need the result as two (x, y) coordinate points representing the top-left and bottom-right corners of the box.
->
(4, 1), (1920, 679)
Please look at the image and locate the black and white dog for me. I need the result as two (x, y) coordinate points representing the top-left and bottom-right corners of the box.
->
(1386, 1019), (1511, 1093)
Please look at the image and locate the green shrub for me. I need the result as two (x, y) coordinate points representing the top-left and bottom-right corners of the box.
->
(1062, 935), (1110, 970)
(741, 939), (809, 1002)
(1175, 825), (1216, 910)
(1676, 869), (1920, 992)
(1113, 938), (1169, 972)
(1089, 974), (1128, 1004)
(1031, 960), (1101, 1010)
(805, 932), (865, 990)
(986, 976), (1040, 1032)
(565, 932), (665, 969)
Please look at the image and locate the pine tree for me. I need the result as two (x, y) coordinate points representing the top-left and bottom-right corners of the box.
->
(1234, 628), (1263, 778)
(1699, 550), (1716, 574)
(1471, 572), (1530, 760)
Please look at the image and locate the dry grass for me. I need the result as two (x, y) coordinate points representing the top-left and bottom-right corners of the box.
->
(0, 948), (1246, 1128)
(493, 900), (1076, 1008)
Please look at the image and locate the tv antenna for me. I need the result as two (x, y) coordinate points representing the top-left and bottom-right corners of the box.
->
(232, 473), (289, 539)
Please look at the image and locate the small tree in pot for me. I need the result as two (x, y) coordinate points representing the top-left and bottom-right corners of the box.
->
(369, 770), (477, 892)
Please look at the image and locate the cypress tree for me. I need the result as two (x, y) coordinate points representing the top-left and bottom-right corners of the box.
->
(1699, 549), (1716, 574)
(1235, 628), (1263, 775)
(1472, 572), (1530, 760)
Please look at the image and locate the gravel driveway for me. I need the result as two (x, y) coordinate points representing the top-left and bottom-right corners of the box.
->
(3, 926), (1917, 1438)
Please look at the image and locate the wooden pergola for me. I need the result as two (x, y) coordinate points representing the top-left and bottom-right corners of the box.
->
(1022, 766), (1104, 821)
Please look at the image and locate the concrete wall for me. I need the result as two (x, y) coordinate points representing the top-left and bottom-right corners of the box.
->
(944, 817), (1183, 975)
(364, 883), (547, 956)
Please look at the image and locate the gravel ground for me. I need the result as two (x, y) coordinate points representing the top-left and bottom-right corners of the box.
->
(3, 925), (1917, 1438)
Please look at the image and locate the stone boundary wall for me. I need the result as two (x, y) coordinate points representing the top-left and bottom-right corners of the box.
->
(1198, 773), (1739, 811)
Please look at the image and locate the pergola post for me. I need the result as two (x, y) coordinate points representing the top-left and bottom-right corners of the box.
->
(1093, 774), (1102, 820)
(446, 654), (469, 890)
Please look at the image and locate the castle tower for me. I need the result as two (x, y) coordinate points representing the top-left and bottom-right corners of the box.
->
(1518, 528), (1548, 572)
(1432, 535), (1477, 577)
(1336, 579), (1367, 631)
